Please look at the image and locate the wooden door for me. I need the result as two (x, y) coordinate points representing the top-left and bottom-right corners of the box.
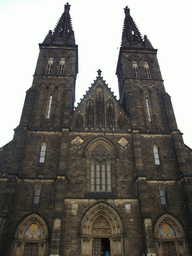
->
(162, 242), (177, 256)
(23, 243), (39, 256)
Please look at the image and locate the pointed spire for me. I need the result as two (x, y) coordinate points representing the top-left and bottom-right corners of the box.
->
(121, 6), (144, 47)
(43, 2), (75, 45)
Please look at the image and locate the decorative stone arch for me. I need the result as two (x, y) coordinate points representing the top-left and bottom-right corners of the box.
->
(80, 202), (124, 256)
(154, 214), (188, 256)
(84, 137), (117, 194)
(12, 214), (49, 256)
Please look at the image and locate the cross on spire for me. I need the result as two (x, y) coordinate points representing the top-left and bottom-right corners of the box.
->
(97, 69), (102, 77)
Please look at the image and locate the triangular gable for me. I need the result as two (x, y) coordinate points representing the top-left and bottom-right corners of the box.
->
(72, 71), (129, 131)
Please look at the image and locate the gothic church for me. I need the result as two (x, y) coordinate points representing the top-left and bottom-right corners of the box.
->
(0, 3), (192, 256)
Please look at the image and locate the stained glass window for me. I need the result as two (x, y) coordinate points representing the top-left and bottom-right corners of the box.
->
(159, 223), (176, 239)
(24, 223), (41, 240)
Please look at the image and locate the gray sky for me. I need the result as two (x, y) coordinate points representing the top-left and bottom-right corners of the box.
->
(0, 0), (192, 148)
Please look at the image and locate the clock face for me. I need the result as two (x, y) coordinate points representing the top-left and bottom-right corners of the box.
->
(24, 223), (41, 239)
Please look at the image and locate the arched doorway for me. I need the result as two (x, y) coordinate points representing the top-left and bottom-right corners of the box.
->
(80, 202), (123, 256)
(154, 214), (188, 256)
(12, 214), (48, 256)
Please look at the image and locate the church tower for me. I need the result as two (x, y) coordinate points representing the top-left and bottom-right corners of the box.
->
(0, 4), (192, 256)
(20, 2), (78, 130)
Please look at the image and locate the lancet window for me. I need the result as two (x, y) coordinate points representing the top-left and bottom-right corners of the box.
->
(46, 94), (53, 119)
(90, 145), (111, 192)
(133, 61), (140, 77)
(58, 58), (65, 74)
(153, 145), (160, 165)
(39, 143), (46, 164)
(46, 57), (54, 74)
(86, 100), (94, 129)
(146, 97), (152, 122)
(159, 186), (166, 205)
(34, 184), (41, 205)
(144, 61), (151, 78)
(106, 100), (114, 129)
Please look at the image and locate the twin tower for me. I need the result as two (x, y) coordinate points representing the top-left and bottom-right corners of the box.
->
(0, 3), (192, 256)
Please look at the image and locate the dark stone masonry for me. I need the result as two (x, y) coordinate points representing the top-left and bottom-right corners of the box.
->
(0, 3), (192, 256)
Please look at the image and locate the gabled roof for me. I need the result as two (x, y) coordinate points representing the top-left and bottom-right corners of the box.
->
(72, 70), (129, 131)
(74, 70), (119, 112)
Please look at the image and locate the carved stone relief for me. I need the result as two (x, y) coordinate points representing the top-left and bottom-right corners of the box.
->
(91, 216), (111, 235)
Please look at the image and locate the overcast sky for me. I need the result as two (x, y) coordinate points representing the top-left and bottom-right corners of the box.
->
(0, 0), (191, 148)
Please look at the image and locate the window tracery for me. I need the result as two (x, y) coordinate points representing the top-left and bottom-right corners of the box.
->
(46, 57), (54, 74)
(58, 58), (65, 74)
(133, 61), (139, 77)
(144, 61), (151, 78)
(90, 145), (111, 192)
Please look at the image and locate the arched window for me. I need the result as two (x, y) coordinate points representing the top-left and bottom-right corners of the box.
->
(75, 115), (83, 129)
(159, 186), (166, 205)
(133, 61), (139, 78)
(39, 143), (46, 163)
(13, 214), (48, 256)
(90, 145), (111, 192)
(153, 145), (160, 165)
(144, 61), (151, 78)
(86, 100), (94, 129)
(34, 184), (41, 205)
(46, 94), (53, 119)
(106, 100), (114, 129)
(58, 58), (65, 74)
(145, 97), (152, 122)
(154, 215), (188, 256)
(46, 57), (54, 74)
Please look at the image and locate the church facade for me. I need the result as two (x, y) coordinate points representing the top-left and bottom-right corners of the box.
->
(0, 3), (192, 256)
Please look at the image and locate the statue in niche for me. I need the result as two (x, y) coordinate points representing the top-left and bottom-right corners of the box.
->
(97, 103), (104, 128)
(118, 117), (125, 130)
(87, 100), (94, 129)
(76, 115), (83, 129)
(107, 101), (114, 129)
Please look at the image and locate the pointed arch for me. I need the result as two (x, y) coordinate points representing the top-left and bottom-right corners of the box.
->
(84, 138), (117, 194)
(154, 214), (188, 256)
(12, 214), (48, 256)
(80, 202), (124, 256)
(106, 100), (115, 129)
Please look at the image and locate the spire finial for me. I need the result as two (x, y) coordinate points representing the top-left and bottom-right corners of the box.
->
(97, 69), (102, 77)
(124, 6), (130, 16)
(64, 2), (71, 13)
